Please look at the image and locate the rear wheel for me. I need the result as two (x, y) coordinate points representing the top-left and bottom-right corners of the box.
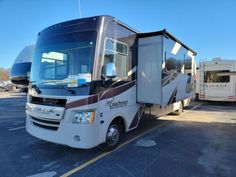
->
(102, 122), (121, 151)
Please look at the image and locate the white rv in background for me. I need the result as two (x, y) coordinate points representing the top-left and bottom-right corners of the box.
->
(13, 16), (196, 150)
(199, 58), (236, 102)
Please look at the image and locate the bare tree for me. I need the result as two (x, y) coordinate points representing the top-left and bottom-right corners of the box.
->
(0, 68), (9, 81)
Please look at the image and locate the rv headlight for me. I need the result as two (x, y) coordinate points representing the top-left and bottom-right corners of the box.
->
(73, 111), (95, 124)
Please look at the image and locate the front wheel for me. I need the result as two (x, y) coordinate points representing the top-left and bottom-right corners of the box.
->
(102, 122), (121, 151)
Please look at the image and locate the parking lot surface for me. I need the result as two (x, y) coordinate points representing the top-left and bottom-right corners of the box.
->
(0, 92), (236, 177)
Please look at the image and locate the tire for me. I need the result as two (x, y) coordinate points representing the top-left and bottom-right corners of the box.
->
(173, 102), (183, 115)
(102, 122), (121, 151)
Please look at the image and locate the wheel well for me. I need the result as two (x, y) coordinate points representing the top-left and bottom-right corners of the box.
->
(111, 117), (126, 133)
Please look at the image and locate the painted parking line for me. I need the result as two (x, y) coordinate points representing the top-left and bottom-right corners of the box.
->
(183, 103), (202, 114)
(191, 103), (203, 110)
(60, 121), (169, 177)
(0, 116), (25, 119)
(8, 126), (25, 131)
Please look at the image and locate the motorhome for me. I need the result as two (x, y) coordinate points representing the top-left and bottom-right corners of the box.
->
(10, 45), (35, 85)
(199, 58), (236, 102)
(21, 16), (196, 150)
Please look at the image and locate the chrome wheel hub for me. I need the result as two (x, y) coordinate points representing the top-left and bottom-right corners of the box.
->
(107, 125), (120, 146)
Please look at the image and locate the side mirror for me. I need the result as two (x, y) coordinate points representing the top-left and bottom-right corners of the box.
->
(103, 63), (117, 79)
(10, 63), (31, 86)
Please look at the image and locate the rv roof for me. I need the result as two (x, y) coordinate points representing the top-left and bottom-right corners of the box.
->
(138, 29), (197, 56)
(114, 18), (140, 33)
(39, 15), (139, 36)
(38, 16), (196, 56)
(14, 44), (35, 64)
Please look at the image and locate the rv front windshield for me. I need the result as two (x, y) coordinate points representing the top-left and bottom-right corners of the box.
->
(30, 31), (97, 86)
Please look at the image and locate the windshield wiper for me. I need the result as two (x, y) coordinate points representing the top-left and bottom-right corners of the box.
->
(31, 84), (42, 94)
(41, 80), (76, 95)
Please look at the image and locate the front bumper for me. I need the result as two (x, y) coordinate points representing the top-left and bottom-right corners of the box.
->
(26, 114), (100, 149)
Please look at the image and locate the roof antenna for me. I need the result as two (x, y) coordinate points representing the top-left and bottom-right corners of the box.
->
(77, 0), (82, 18)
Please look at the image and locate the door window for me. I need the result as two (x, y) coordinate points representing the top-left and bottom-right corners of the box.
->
(104, 39), (128, 79)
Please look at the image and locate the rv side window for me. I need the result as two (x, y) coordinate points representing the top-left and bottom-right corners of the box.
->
(184, 56), (192, 69)
(204, 70), (230, 83)
(104, 39), (128, 79)
(165, 52), (184, 73)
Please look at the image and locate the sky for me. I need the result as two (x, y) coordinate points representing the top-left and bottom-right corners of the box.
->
(0, 0), (236, 69)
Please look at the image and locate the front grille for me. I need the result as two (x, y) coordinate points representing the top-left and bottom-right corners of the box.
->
(30, 116), (60, 131)
(30, 96), (66, 107)
(33, 122), (59, 131)
(31, 116), (60, 125)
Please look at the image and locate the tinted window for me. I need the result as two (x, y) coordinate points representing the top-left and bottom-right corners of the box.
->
(31, 31), (96, 83)
(165, 52), (184, 73)
(184, 57), (192, 69)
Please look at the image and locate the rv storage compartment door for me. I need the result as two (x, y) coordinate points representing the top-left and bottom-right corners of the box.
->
(137, 36), (163, 104)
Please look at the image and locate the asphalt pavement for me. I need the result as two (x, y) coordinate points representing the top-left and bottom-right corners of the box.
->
(0, 92), (236, 177)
